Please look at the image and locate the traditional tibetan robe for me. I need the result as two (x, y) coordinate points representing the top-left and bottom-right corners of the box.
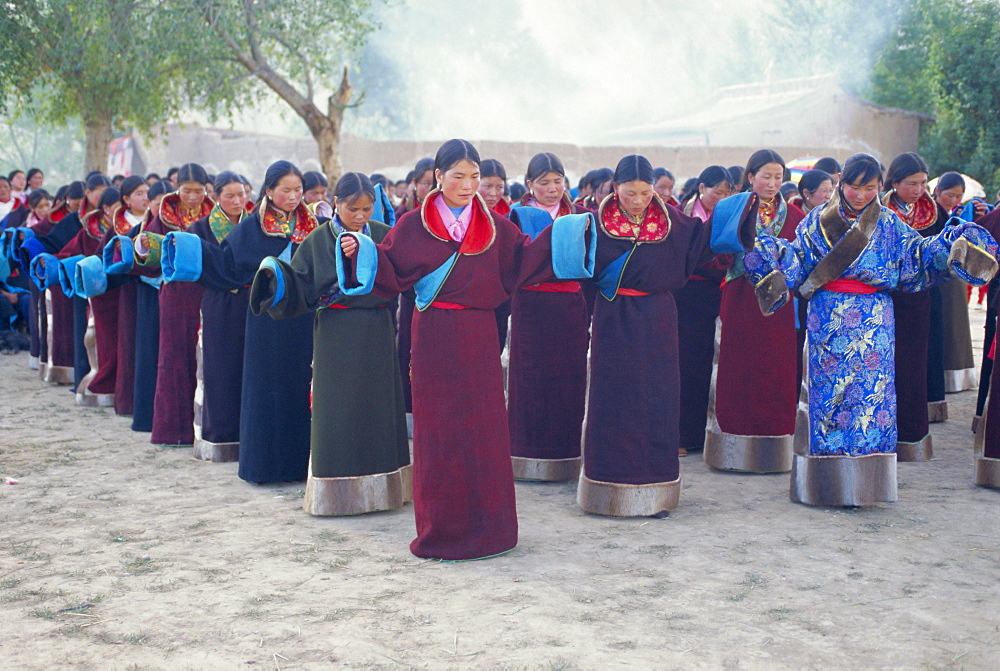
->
(705, 194), (803, 473)
(490, 198), (513, 350)
(162, 199), (317, 484)
(971, 208), (1000, 488)
(11, 220), (53, 372)
(675, 196), (727, 452)
(884, 192), (945, 461)
(745, 192), (997, 506)
(507, 195), (590, 481)
(135, 193), (213, 445)
(250, 217), (411, 514)
(338, 190), (593, 560)
(395, 199), (421, 428)
(580, 194), (744, 517)
(185, 206), (248, 462)
(937, 202), (979, 392)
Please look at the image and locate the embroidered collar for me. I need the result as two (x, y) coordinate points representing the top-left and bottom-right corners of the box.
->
(159, 192), (213, 232)
(332, 215), (370, 238)
(884, 190), (937, 230)
(113, 206), (147, 235)
(257, 197), (318, 244)
(208, 204), (239, 243)
(755, 194), (788, 235)
(420, 190), (496, 255)
(597, 193), (671, 243)
(519, 193), (574, 219)
(82, 208), (113, 241)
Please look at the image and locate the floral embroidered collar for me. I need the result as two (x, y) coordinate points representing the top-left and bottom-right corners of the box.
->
(112, 206), (147, 235)
(884, 190), (937, 230)
(159, 192), (213, 232)
(598, 193), (671, 243)
(420, 190), (496, 255)
(257, 197), (318, 244)
(82, 208), (113, 241)
(208, 204), (240, 243)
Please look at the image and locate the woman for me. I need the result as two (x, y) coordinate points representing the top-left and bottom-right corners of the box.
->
(744, 153), (997, 506)
(971, 205), (1000, 488)
(186, 172), (249, 462)
(507, 152), (590, 481)
(705, 150), (803, 473)
(394, 157), (436, 432)
(880, 154), (948, 460)
(580, 155), (748, 517)
(162, 160), (317, 484)
(26, 168), (44, 193)
(478, 159), (512, 349)
(302, 171), (332, 219)
(674, 166), (734, 455)
(795, 169), (834, 214)
(251, 173), (410, 515)
(932, 171), (979, 393)
(8, 170), (27, 204)
(0, 176), (18, 221)
(653, 168), (679, 207)
(8, 190), (54, 371)
(133, 163), (213, 446)
(338, 139), (593, 559)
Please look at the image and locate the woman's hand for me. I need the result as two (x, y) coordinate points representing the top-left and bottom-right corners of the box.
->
(974, 200), (989, 218)
(340, 234), (358, 258)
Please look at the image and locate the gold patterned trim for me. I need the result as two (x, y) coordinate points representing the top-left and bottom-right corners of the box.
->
(790, 452), (897, 506)
(928, 400), (948, 423)
(943, 368), (978, 394)
(576, 472), (681, 517)
(302, 463), (413, 516)
(193, 439), (239, 463)
(896, 434), (933, 462)
(511, 456), (581, 482)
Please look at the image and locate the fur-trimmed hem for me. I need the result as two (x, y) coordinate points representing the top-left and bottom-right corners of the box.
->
(974, 456), (1000, 488)
(896, 434), (933, 462)
(193, 439), (239, 463)
(303, 463), (412, 516)
(790, 452), (897, 506)
(948, 237), (998, 284)
(704, 428), (793, 473)
(928, 400), (949, 423)
(76, 390), (114, 408)
(943, 367), (978, 394)
(512, 455), (581, 482)
(576, 472), (680, 517)
(44, 364), (74, 385)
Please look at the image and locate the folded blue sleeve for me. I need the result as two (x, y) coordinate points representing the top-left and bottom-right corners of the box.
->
(103, 235), (135, 274)
(74, 255), (109, 298)
(257, 257), (285, 307)
(710, 192), (754, 254)
(551, 212), (596, 280)
(30, 253), (60, 290)
(509, 206), (552, 242)
(19, 237), (45, 275)
(336, 232), (378, 296)
(162, 231), (204, 283)
(372, 183), (397, 227)
(58, 255), (85, 296)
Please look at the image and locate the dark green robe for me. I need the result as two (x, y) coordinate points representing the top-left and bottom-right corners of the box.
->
(250, 221), (409, 479)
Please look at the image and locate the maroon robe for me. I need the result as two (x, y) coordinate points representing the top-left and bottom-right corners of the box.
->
(360, 190), (571, 560)
(974, 209), (1000, 487)
(139, 194), (212, 446)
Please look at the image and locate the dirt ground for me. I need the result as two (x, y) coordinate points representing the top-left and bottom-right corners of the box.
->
(1, 306), (998, 671)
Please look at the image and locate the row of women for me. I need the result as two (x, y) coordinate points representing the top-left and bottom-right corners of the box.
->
(3, 141), (999, 563)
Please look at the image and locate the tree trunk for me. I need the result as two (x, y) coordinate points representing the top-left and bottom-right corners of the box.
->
(81, 108), (113, 176)
(313, 120), (341, 185)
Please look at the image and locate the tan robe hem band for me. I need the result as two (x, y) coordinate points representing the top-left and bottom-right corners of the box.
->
(303, 463), (413, 516)
(511, 455), (581, 482)
(896, 434), (933, 462)
(576, 472), (681, 517)
(193, 439), (239, 463)
(790, 452), (897, 506)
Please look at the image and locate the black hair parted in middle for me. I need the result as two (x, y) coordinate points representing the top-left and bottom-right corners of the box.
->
(798, 170), (832, 198)
(335, 172), (376, 204)
(742, 149), (786, 190)
(176, 163), (210, 186)
(118, 175), (146, 201)
(885, 152), (928, 188)
(525, 152), (565, 182)
(98, 187), (121, 211)
(480, 159), (507, 182)
(841, 153), (885, 187)
(613, 154), (655, 185)
(434, 139), (481, 174)
(302, 171), (328, 192)
(257, 160), (304, 203)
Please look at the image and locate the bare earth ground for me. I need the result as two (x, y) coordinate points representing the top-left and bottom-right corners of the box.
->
(2, 306), (999, 671)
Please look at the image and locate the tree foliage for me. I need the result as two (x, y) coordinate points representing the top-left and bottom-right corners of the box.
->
(868, 0), (1000, 193)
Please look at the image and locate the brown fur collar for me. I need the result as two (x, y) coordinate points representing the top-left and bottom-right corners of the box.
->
(799, 191), (881, 299)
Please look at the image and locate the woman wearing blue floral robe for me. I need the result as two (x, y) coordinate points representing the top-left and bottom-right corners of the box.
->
(743, 153), (998, 506)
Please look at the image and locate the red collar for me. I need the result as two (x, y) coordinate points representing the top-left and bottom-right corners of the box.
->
(257, 197), (318, 244)
(82, 208), (112, 240)
(420, 190), (496, 255)
(491, 198), (511, 217)
(598, 193), (671, 242)
(159, 192), (213, 231)
(885, 191), (937, 230)
(113, 206), (147, 235)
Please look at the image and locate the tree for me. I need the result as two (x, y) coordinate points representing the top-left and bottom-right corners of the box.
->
(0, 0), (191, 173)
(176, 0), (381, 183)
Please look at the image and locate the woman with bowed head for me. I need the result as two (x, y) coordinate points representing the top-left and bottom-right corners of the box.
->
(674, 165), (734, 455)
(705, 150), (804, 474)
(338, 139), (594, 560)
(579, 155), (750, 517)
(653, 168), (678, 207)
(882, 153), (949, 453)
(478, 158), (513, 349)
(795, 169), (834, 215)
(161, 160), (317, 484)
(251, 173), (411, 515)
(507, 152), (591, 481)
(133, 163), (214, 447)
(744, 153), (997, 506)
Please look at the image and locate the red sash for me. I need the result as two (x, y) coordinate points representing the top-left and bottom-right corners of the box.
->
(823, 279), (876, 294)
